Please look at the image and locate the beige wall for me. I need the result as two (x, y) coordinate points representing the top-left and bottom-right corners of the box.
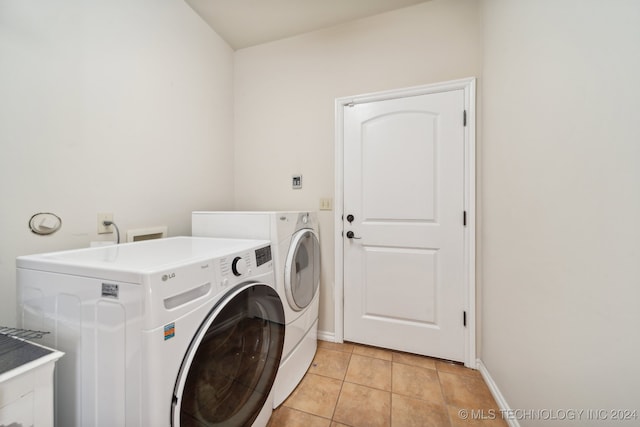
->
(233, 0), (482, 335)
(5, 0), (638, 419)
(235, 0), (640, 417)
(0, 0), (235, 326)
(481, 0), (640, 421)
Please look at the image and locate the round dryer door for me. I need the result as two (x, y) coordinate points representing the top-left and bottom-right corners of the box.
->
(172, 283), (284, 427)
(284, 229), (320, 311)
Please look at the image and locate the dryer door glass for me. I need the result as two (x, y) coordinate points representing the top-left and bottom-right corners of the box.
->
(284, 229), (320, 311)
(172, 284), (284, 427)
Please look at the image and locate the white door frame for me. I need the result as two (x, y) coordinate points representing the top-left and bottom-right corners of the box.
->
(334, 77), (476, 367)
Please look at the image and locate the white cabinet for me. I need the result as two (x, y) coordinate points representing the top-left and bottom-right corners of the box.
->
(0, 336), (63, 427)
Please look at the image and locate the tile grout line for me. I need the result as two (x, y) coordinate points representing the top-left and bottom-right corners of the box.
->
(328, 348), (352, 424)
(435, 367), (456, 427)
(389, 356), (394, 427)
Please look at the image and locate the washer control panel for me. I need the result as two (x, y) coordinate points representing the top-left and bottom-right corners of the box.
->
(219, 244), (273, 287)
(231, 257), (247, 276)
(255, 245), (272, 267)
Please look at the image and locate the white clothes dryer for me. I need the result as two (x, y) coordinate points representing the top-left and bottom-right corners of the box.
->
(16, 237), (284, 427)
(192, 211), (320, 407)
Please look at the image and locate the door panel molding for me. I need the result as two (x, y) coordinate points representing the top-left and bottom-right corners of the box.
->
(334, 78), (476, 367)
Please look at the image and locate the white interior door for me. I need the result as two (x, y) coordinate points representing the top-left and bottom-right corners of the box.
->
(343, 89), (467, 362)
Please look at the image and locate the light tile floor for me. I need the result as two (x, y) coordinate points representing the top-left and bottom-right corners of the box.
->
(268, 341), (507, 427)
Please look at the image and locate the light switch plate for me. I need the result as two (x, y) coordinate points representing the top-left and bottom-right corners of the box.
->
(320, 198), (333, 210)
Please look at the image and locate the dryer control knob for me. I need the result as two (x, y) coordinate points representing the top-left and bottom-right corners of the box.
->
(231, 257), (247, 276)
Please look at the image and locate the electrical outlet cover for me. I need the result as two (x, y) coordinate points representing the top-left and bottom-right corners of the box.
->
(97, 213), (114, 234)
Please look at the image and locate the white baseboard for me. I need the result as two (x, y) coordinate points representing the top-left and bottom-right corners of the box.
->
(476, 359), (520, 427)
(317, 329), (335, 342)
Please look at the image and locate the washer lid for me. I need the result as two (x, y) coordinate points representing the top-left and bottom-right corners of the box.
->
(16, 236), (270, 283)
(284, 229), (320, 311)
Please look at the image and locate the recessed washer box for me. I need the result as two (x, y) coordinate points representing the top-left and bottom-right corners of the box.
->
(126, 226), (167, 242)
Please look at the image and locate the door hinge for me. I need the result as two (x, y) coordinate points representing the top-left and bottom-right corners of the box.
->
(463, 210), (467, 226)
(463, 110), (467, 126)
(463, 311), (467, 327)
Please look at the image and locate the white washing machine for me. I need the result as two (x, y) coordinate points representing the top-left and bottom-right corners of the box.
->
(16, 236), (284, 427)
(192, 211), (320, 407)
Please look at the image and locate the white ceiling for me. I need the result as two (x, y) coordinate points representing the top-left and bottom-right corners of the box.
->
(184, 0), (431, 50)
